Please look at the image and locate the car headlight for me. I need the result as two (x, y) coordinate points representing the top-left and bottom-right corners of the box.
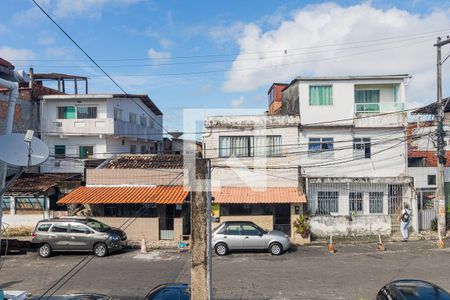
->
(109, 235), (120, 241)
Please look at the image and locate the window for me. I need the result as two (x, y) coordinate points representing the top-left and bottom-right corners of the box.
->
(76, 106), (97, 119)
(54, 145), (66, 159)
(141, 145), (148, 154)
(37, 224), (51, 232)
(140, 116), (147, 127)
(221, 204), (273, 216)
(224, 224), (241, 235)
(79, 146), (94, 159)
(349, 192), (363, 213)
(242, 224), (262, 236)
(219, 136), (253, 157)
(355, 90), (380, 112)
(70, 224), (90, 234)
(51, 224), (68, 233)
(317, 191), (338, 215)
(57, 106), (76, 119)
(369, 192), (384, 214)
(129, 112), (137, 124)
(308, 137), (334, 159)
(353, 138), (371, 159)
(309, 85), (333, 105)
(130, 145), (137, 154)
(150, 120), (155, 128)
(15, 197), (44, 210)
(254, 136), (282, 157)
(114, 107), (123, 120)
(428, 175), (436, 185)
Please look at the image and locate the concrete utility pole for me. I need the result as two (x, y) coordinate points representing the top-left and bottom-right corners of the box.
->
(434, 36), (450, 238)
(190, 158), (212, 300)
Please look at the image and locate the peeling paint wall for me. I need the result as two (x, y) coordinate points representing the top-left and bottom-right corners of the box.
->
(310, 215), (391, 237)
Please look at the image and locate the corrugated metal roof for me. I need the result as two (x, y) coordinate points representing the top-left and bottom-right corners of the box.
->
(57, 185), (189, 205)
(212, 187), (306, 204)
(103, 154), (183, 169)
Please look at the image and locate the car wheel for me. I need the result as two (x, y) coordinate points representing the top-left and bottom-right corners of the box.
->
(215, 243), (228, 256)
(93, 243), (108, 257)
(38, 243), (52, 258)
(269, 242), (283, 255)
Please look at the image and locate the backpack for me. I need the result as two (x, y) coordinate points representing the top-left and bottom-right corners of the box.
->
(401, 211), (410, 222)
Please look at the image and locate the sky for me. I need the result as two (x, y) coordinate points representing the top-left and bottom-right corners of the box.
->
(2, 0), (450, 132)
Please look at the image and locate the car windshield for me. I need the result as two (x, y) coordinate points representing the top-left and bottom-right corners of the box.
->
(86, 219), (111, 232)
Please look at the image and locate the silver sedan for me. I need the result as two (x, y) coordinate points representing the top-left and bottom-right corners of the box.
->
(212, 221), (290, 256)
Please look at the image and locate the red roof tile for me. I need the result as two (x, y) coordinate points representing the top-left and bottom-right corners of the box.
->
(212, 187), (306, 204)
(57, 185), (189, 205)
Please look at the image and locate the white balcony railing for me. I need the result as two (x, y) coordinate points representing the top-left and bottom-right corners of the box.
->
(43, 118), (114, 135)
(354, 102), (405, 114)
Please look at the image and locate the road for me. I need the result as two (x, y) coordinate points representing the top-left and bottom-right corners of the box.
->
(1, 240), (450, 299)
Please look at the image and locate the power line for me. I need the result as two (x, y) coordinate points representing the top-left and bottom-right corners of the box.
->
(31, 0), (171, 138)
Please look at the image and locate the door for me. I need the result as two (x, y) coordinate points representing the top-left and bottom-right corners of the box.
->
(388, 185), (403, 234)
(69, 223), (93, 250)
(49, 223), (70, 250)
(274, 204), (291, 236)
(417, 189), (436, 230)
(241, 223), (265, 249)
(222, 223), (243, 250)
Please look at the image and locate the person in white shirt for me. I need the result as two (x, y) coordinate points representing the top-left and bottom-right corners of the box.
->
(399, 203), (411, 242)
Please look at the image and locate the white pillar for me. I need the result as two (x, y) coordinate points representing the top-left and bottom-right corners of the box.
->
(43, 196), (50, 219)
(9, 196), (15, 216)
(410, 186), (419, 234)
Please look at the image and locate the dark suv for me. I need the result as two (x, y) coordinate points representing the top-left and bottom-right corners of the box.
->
(31, 217), (127, 258)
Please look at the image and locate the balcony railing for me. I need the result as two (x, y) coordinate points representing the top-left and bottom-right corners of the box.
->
(355, 102), (405, 113)
(43, 118), (114, 135)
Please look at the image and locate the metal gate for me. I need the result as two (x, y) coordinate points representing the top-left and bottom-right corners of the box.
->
(388, 184), (403, 234)
(273, 204), (291, 236)
(417, 188), (436, 230)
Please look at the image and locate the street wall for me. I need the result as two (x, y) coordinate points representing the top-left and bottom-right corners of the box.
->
(310, 215), (391, 237)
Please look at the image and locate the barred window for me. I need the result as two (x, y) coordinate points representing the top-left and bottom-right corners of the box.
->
(77, 106), (97, 119)
(317, 191), (339, 215)
(349, 192), (363, 213)
(254, 136), (282, 157)
(369, 192), (384, 214)
(219, 136), (253, 157)
(129, 112), (137, 124)
(353, 138), (371, 159)
(140, 116), (147, 127)
(114, 108), (123, 120)
(308, 137), (334, 159)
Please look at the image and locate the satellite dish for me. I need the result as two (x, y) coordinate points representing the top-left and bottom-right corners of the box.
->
(0, 133), (49, 167)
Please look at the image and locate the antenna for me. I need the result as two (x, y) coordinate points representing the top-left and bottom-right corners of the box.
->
(0, 133), (49, 168)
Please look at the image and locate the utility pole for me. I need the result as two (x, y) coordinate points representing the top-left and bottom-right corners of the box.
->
(434, 36), (450, 239)
(190, 158), (212, 300)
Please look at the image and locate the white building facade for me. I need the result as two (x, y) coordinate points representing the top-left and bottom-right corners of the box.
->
(40, 94), (163, 173)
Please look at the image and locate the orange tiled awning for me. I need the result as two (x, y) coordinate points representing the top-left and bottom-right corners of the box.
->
(212, 187), (306, 204)
(57, 185), (188, 205)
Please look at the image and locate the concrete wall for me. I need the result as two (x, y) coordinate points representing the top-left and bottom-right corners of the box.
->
(215, 215), (274, 231)
(96, 217), (159, 241)
(3, 214), (46, 229)
(174, 218), (183, 241)
(310, 215), (391, 237)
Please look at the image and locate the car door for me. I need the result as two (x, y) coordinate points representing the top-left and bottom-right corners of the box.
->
(69, 223), (93, 251)
(242, 224), (266, 249)
(222, 224), (243, 250)
(48, 223), (70, 250)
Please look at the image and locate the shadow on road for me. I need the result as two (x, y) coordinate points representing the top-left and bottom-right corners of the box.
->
(0, 280), (23, 289)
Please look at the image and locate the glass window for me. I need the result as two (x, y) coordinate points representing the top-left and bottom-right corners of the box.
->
(308, 138), (334, 159)
(70, 224), (90, 234)
(254, 136), (282, 157)
(37, 224), (51, 232)
(129, 112), (137, 124)
(141, 145), (148, 154)
(15, 197), (44, 210)
(57, 106), (76, 119)
(427, 175), (436, 185)
(140, 116), (147, 126)
(114, 108), (123, 120)
(353, 138), (371, 159)
(130, 145), (137, 154)
(369, 192), (384, 214)
(77, 106), (97, 119)
(349, 192), (363, 213)
(355, 90), (380, 112)
(309, 85), (333, 105)
(51, 224), (68, 233)
(150, 120), (155, 128)
(242, 224), (261, 236)
(219, 136), (253, 157)
(54, 145), (66, 159)
(79, 146), (94, 159)
(224, 224), (242, 235)
(317, 191), (339, 215)
(86, 219), (111, 232)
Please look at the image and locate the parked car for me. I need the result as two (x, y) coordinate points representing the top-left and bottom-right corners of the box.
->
(212, 221), (290, 256)
(377, 279), (450, 300)
(31, 293), (112, 300)
(144, 283), (190, 300)
(31, 217), (127, 258)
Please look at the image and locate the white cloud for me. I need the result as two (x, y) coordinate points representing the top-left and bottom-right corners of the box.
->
(0, 47), (36, 61)
(147, 48), (171, 61)
(159, 38), (174, 49)
(231, 96), (245, 108)
(37, 31), (56, 46)
(222, 2), (450, 105)
(208, 22), (246, 45)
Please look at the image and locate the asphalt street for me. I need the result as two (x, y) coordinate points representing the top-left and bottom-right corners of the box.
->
(1, 240), (450, 299)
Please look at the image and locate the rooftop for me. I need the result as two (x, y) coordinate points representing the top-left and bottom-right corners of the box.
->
(204, 114), (300, 128)
(292, 74), (410, 81)
(102, 154), (183, 169)
(33, 73), (88, 80)
(5, 173), (81, 196)
(0, 58), (14, 70)
(212, 187), (306, 204)
(41, 93), (162, 116)
(412, 98), (450, 115)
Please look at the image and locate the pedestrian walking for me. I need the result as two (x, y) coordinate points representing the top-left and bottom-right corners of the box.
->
(399, 203), (411, 242)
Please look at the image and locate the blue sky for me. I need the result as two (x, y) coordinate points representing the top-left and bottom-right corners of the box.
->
(2, 0), (450, 131)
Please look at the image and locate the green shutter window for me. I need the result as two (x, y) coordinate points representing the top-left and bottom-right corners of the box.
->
(355, 90), (380, 112)
(309, 86), (333, 105)
(54, 145), (66, 159)
(79, 146), (94, 159)
(65, 106), (76, 119)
